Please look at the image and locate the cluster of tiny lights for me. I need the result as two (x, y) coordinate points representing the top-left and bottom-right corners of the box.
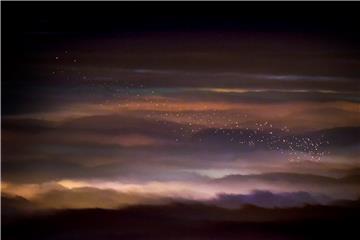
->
(51, 57), (331, 163)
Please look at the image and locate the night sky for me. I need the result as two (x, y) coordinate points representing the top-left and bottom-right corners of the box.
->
(2, 2), (360, 210)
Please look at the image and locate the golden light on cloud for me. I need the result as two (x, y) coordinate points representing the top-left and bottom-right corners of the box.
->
(6, 97), (359, 132)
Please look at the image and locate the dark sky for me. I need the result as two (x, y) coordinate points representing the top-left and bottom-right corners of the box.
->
(2, 2), (360, 209)
(3, 2), (360, 113)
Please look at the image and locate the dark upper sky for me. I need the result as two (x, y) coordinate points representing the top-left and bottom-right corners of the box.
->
(3, 2), (360, 115)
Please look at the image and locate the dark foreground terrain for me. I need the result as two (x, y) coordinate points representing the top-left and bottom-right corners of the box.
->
(2, 197), (360, 240)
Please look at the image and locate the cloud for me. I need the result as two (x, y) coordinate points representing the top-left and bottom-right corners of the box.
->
(210, 190), (332, 208)
(1, 187), (167, 211)
(0, 183), (348, 210)
(214, 172), (360, 186)
(31, 187), (167, 209)
(212, 172), (360, 199)
(3, 169), (360, 210)
(2, 110), (359, 185)
(1, 181), (211, 209)
(193, 126), (360, 154)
